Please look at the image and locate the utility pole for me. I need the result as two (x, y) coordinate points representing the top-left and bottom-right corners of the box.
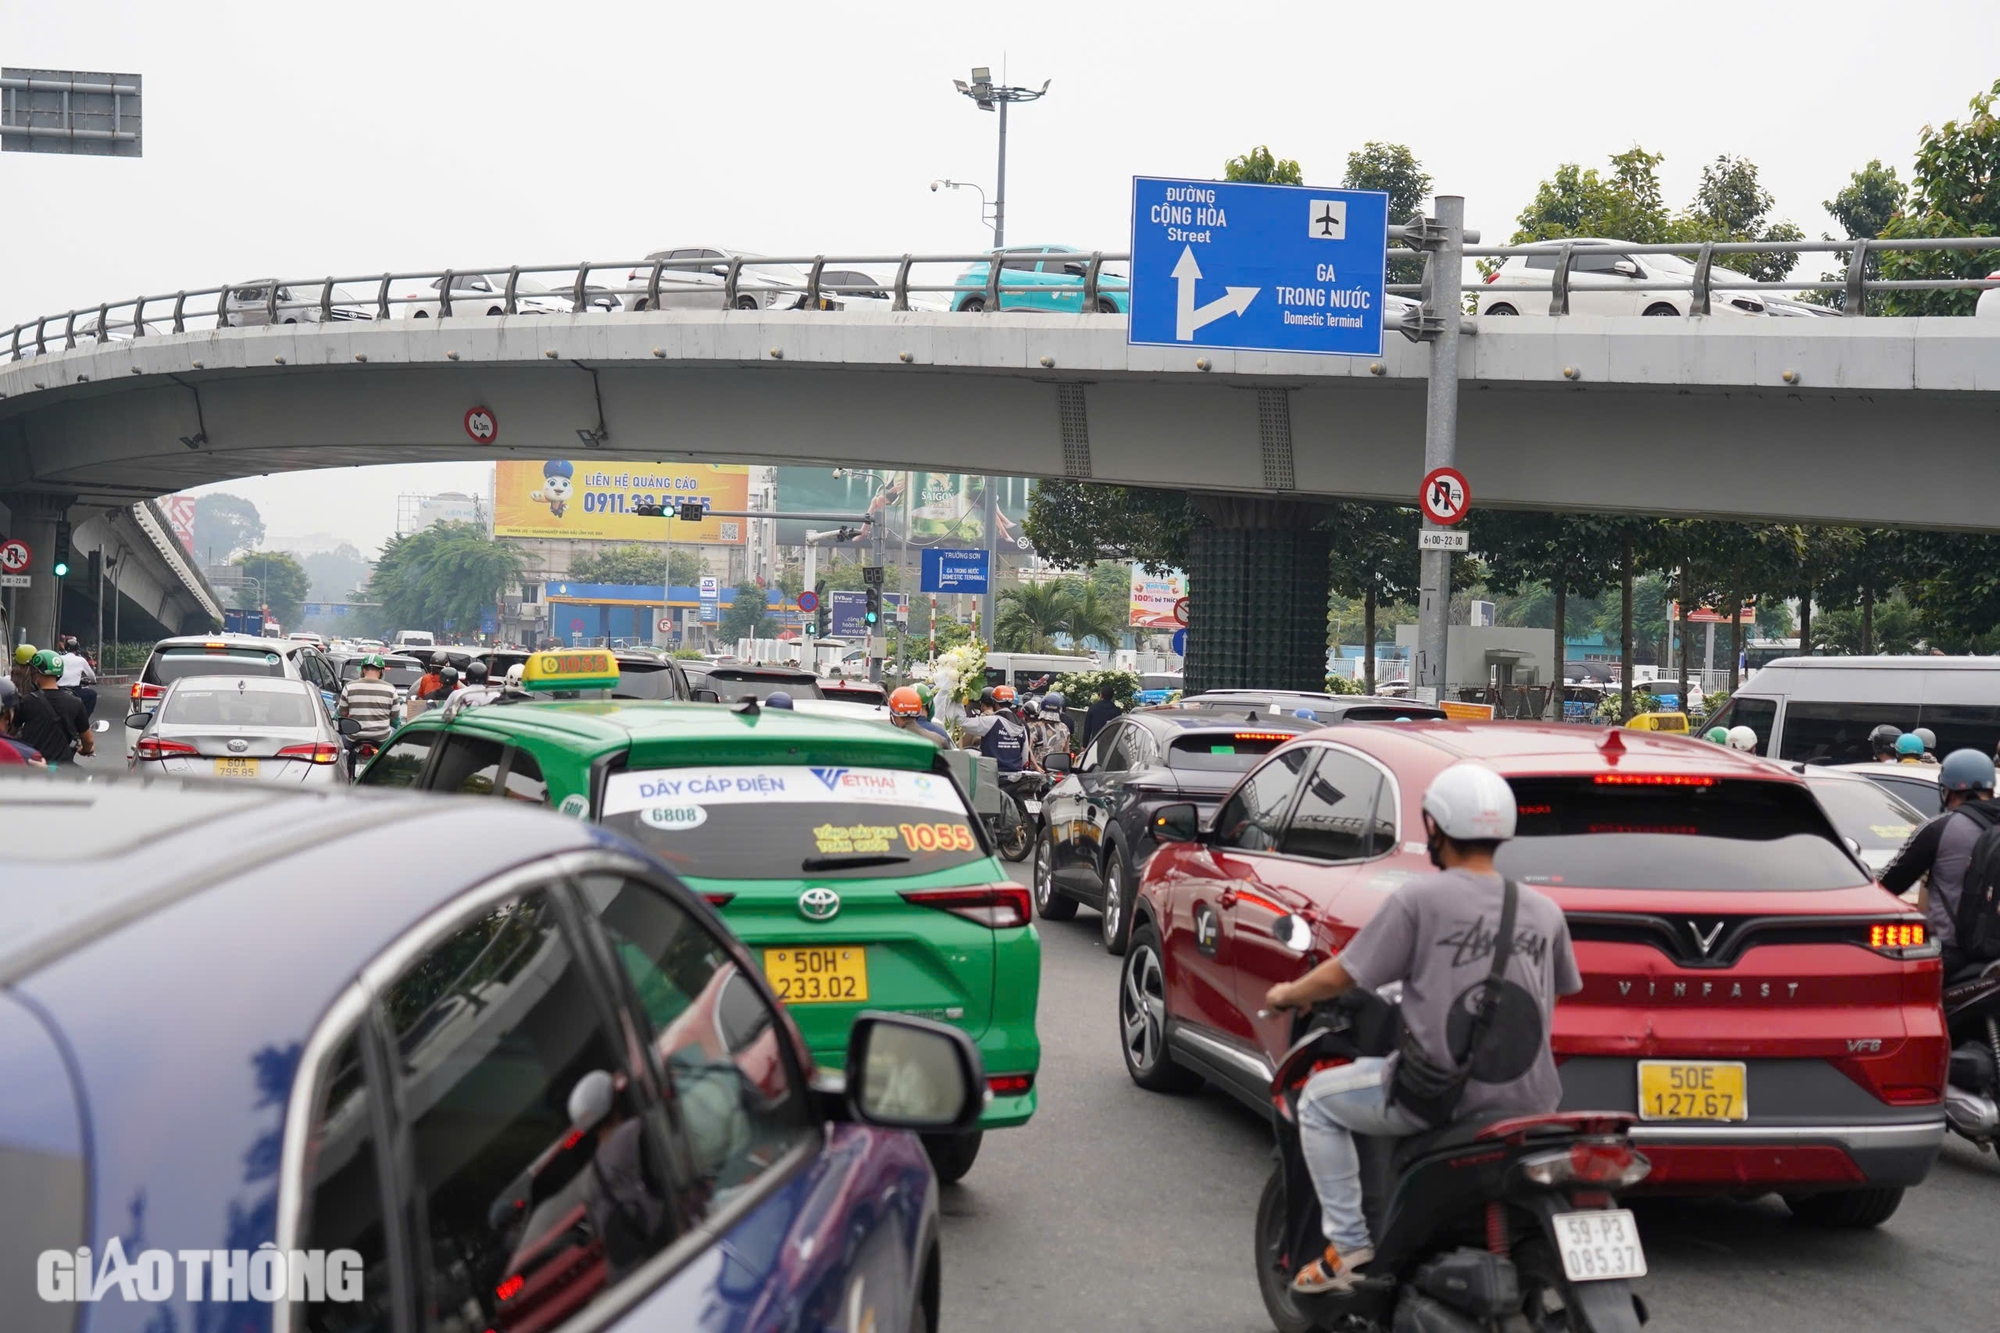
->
(1405, 196), (1468, 706)
(950, 65), (1048, 251)
(979, 479), (999, 645)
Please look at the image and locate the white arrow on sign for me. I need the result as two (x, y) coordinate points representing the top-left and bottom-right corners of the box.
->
(1171, 247), (1258, 342)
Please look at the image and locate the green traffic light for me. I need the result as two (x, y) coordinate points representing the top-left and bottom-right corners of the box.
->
(53, 562), (68, 577)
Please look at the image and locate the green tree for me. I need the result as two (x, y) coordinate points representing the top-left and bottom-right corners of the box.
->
(1684, 154), (1804, 282)
(369, 522), (526, 636)
(192, 493), (265, 564)
(717, 585), (775, 643)
(568, 543), (704, 586)
(1326, 504), (1421, 693)
(1343, 142), (1431, 288)
(1876, 78), (2000, 315)
(1470, 512), (1623, 717)
(1056, 578), (1127, 650)
(1817, 529), (1919, 655)
(300, 543), (371, 604)
(996, 581), (1071, 652)
(232, 550), (311, 626)
(1224, 145), (1302, 185)
(1022, 482), (1194, 572)
(1827, 159), (1907, 242)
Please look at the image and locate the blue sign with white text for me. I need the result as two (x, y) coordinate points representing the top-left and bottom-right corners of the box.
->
(829, 590), (869, 637)
(1129, 176), (1389, 356)
(921, 547), (990, 594)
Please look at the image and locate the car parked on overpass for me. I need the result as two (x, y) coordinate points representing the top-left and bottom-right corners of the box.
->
(1477, 239), (1832, 318)
(224, 281), (374, 326)
(400, 272), (577, 318)
(0, 772), (977, 1333)
(621, 246), (814, 311)
(1122, 722), (1946, 1227)
(1033, 706), (1322, 953)
(951, 244), (1130, 314)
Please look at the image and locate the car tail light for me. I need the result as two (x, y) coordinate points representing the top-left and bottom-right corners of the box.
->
(1517, 1140), (1651, 1189)
(1866, 921), (1937, 959)
(1592, 774), (1715, 787)
(131, 681), (163, 704)
(1483, 270), (1500, 284)
(134, 736), (198, 759)
(1231, 732), (1295, 742)
(277, 742), (341, 765)
(702, 892), (736, 907)
(496, 1274), (525, 1302)
(987, 1073), (1034, 1097)
(900, 885), (1032, 929)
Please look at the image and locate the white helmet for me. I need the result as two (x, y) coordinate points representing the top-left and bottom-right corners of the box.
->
(1726, 725), (1758, 753)
(503, 662), (528, 693)
(567, 1069), (615, 1131)
(1422, 762), (1517, 842)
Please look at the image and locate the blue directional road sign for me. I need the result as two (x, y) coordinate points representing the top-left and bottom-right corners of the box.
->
(1129, 176), (1389, 357)
(920, 547), (990, 594)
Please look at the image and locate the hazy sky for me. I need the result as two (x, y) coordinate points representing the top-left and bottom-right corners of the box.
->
(6, 1), (1994, 554)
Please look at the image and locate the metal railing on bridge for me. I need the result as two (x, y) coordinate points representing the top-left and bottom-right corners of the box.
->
(7, 234), (1998, 363)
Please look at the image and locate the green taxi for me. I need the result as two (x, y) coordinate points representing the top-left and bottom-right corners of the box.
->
(357, 648), (1039, 1180)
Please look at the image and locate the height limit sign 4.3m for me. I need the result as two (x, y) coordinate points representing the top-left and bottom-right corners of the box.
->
(1129, 176), (1389, 356)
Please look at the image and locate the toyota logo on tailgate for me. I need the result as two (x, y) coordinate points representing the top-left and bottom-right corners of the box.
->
(798, 887), (841, 922)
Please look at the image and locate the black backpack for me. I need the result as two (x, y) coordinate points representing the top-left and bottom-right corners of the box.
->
(1952, 803), (2000, 962)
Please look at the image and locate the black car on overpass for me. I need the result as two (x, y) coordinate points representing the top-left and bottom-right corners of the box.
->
(1033, 707), (1324, 955)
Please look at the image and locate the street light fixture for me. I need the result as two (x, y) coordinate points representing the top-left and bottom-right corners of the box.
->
(949, 66), (1049, 249)
(930, 179), (996, 239)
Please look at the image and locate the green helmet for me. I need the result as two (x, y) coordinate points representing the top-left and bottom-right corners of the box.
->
(28, 649), (64, 676)
(12, 644), (35, 666)
(1705, 726), (1728, 744)
(915, 682), (936, 718)
(361, 653), (387, 670)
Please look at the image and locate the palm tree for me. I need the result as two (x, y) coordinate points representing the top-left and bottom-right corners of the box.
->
(996, 581), (1070, 652)
(1058, 580), (1126, 650)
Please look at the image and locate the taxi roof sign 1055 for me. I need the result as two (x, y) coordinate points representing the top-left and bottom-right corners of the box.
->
(523, 649), (621, 693)
(1129, 176), (1389, 357)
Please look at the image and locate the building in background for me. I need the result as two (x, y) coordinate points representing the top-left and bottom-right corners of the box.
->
(396, 490), (489, 536)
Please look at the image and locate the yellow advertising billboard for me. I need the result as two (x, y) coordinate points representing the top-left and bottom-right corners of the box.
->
(494, 461), (749, 543)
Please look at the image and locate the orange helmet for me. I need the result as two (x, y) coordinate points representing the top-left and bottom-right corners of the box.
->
(889, 685), (926, 717)
(993, 684), (1018, 704)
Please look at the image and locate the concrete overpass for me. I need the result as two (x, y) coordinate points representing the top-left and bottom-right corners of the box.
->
(3, 309), (1995, 528)
(2, 495), (222, 649)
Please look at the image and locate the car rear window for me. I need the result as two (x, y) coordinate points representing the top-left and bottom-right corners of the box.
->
(1169, 732), (1295, 772)
(1340, 705), (1446, 722)
(144, 646), (285, 684)
(705, 672), (824, 702)
(1496, 776), (1869, 891)
(164, 686), (318, 728)
(340, 660), (423, 688)
(600, 764), (984, 880)
(1806, 775), (1925, 857)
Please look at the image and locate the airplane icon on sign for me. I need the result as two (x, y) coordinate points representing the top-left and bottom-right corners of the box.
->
(1305, 199), (1346, 241)
(1315, 207), (1340, 236)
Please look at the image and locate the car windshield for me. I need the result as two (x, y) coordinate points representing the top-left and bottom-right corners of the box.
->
(144, 646), (286, 685)
(1496, 776), (1869, 891)
(1806, 775), (1925, 858)
(164, 685), (318, 728)
(706, 671), (823, 702)
(340, 660), (422, 688)
(599, 764), (986, 880)
(1168, 733), (1294, 772)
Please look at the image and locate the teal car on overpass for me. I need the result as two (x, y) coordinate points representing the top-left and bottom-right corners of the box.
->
(953, 244), (1130, 313)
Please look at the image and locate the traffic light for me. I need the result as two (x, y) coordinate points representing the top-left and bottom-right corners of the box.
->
(814, 581), (829, 636)
(87, 549), (102, 586)
(52, 520), (71, 578)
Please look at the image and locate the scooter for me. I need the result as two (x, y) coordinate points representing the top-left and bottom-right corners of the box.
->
(993, 769), (1048, 863)
(1256, 913), (1649, 1333)
(1944, 960), (2000, 1148)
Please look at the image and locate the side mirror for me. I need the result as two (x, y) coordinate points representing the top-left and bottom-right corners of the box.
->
(1044, 751), (1073, 775)
(1061, 261), (1087, 277)
(1844, 836), (1864, 857)
(338, 717), (363, 736)
(1269, 913), (1314, 954)
(91, 719), (111, 733)
(692, 688), (722, 703)
(1611, 259), (1641, 278)
(1151, 802), (1201, 844)
(124, 711), (152, 729)
(844, 1013), (983, 1133)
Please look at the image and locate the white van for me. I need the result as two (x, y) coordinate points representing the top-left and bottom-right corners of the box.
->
(982, 652), (1098, 695)
(1707, 656), (2000, 764)
(392, 630), (437, 654)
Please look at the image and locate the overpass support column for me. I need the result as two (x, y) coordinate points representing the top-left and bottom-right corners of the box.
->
(0, 491), (74, 649)
(1183, 497), (1331, 695)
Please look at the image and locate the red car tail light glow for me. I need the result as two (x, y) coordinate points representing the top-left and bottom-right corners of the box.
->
(702, 892), (737, 907)
(131, 681), (164, 704)
(901, 885), (1032, 930)
(1592, 774), (1715, 787)
(277, 742), (341, 765)
(134, 737), (197, 760)
(1231, 732), (1296, 742)
(987, 1073), (1035, 1096)
(1869, 922), (1926, 951)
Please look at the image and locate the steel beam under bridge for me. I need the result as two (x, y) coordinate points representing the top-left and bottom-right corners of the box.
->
(2, 311), (1999, 530)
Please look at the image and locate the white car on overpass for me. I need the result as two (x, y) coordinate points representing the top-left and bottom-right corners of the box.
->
(401, 273), (588, 319)
(1476, 239), (1832, 318)
(621, 246), (812, 311)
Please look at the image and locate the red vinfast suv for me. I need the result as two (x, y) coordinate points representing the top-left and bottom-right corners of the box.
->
(1122, 723), (1947, 1227)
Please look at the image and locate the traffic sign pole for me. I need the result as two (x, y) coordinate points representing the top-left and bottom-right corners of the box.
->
(1411, 196), (1465, 707)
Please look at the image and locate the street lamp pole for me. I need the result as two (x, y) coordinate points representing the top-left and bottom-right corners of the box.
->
(950, 67), (1048, 255)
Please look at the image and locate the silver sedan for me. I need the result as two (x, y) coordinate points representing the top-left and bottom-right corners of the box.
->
(126, 675), (348, 786)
